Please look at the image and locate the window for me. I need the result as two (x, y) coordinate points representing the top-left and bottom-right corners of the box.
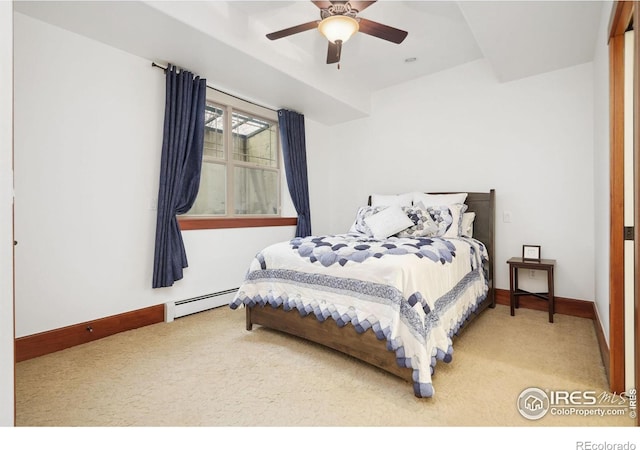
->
(184, 88), (281, 218)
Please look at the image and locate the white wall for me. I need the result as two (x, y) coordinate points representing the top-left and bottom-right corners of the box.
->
(310, 58), (595, 301)
(12, 5), (604, 339)
(13, 13), (297, 337)
(592, 2), (613, 343)
(304, 118), (334, 236)
(0, 1), (15, 426)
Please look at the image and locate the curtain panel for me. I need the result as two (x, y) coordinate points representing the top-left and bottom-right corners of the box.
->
(278, 109), (312, 237)
(153, 65), (206, 288)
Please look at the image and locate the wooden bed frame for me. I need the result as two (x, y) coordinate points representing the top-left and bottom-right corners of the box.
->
(245, 190), (496, 386)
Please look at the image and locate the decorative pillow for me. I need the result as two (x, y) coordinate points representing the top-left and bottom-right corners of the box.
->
(349, 205), (387, 235)
(412, 192), (468, 207)
(461, 212), (476, 237)
(370, 192), (413, 207)
(363, 205), (414, 239)
(396, 206), (440, 238)
(417, 202), (468, 237)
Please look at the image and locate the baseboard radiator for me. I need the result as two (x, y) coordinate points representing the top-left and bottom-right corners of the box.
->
(165, 288), (238, 322)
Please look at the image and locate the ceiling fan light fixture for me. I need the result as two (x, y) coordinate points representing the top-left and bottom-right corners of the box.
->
(318, 15), (359, 44)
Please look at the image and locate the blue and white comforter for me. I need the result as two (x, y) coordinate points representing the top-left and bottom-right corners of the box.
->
(229, 232), (489, 398)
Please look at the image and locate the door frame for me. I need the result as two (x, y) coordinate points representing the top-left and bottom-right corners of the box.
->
(635, 4), (640, 427)
(608, 1), (639, 425)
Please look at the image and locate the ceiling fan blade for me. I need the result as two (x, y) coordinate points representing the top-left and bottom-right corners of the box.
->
(312, 1), (333, 9)
(326, 41), (341, 64)
(266, 21), (319, 40)
(357, 18), (408, 44)
(347, 1), (376, 13)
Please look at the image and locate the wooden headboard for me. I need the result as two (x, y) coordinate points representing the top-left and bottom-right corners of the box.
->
(462, 190), (495, 306)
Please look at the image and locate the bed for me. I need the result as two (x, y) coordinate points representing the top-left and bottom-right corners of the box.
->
(229, 190), (495, 397)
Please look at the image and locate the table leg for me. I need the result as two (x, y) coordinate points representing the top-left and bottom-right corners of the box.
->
(509, 264), (515, 316)
(514, 267), (520, 309)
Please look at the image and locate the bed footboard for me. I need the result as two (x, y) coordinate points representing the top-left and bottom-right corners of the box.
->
(245, 304), (414, 382)
(245, 288), (494, 383)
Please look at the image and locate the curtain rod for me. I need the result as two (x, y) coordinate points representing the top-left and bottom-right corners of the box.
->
(151, 61), (277, 113)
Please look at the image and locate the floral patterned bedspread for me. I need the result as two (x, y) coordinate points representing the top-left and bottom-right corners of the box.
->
(229, 232), (489, 398)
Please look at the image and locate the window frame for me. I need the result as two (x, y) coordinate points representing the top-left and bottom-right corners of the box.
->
(178, 88), (297, 230)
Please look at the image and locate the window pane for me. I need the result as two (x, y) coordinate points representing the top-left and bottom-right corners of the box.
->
(231, 111), (278, 168)
(234, 166), (278, 215)
(204, 103), (224, 160)
(183, 92), (282, 219)
(187, 162), (226, 215)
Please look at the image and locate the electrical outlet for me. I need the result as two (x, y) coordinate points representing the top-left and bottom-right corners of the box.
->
(529, 270), (535, 278)
(503, 211), (512, 223)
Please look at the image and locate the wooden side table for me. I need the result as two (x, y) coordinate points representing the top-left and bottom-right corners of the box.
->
(507, 257), (556, 323)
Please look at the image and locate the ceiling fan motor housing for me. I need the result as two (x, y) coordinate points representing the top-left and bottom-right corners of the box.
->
(321, 2), (359, 20)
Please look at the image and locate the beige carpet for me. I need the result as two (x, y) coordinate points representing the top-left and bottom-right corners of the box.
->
(15, 304), (635, 430)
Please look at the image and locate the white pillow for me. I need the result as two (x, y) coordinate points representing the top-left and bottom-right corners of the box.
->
(461, 212), (476, 237)
(371, 193), (413, 207)
(445, 204), (467, 237)
(412, 192), (468, 206)
(364, 205), (413, 239)
(348, 205), (386, 235)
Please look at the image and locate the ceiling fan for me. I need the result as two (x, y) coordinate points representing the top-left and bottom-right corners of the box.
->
(266, 1), (408, 66)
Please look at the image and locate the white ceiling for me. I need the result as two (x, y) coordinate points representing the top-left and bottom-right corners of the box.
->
(13, 0), (607, 125)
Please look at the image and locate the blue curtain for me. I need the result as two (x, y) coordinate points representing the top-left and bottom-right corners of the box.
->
(153, 65), (206, 288)
(278, 109), (311, 237)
